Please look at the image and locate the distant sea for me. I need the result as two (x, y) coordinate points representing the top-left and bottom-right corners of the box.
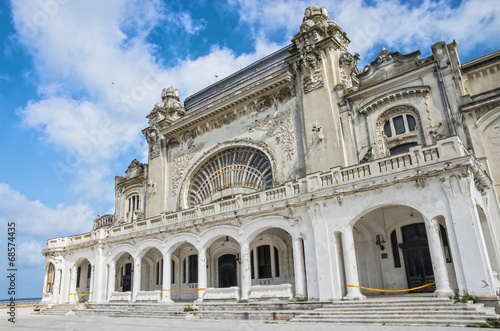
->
(0, 298), (42, 305)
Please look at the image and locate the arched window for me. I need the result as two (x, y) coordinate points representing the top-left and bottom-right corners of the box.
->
(46, 263), (55, 293)
(383, 114), (417, 137)
(188, 147), (273, 207)
(377, 106), (422, 156)
(126, 194), (140, 222)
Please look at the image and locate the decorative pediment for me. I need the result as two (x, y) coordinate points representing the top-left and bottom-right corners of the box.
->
(125, 159), (144, 179)
(357, 48), (429, 87)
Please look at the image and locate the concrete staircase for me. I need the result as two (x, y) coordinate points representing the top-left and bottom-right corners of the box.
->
(33, 303), (78, 316)
(289, 297), (498, 327)
(78, 302), (187, 319)
(76, 301), (324, 320)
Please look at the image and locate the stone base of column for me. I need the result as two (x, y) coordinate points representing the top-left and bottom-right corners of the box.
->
(434, 289), (454, 297)
(343, 293), (366, 300)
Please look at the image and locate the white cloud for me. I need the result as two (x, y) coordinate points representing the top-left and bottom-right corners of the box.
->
(230, 0), (500, 64)
(18, 241), (44, 267)
(0, 183), (94, 237)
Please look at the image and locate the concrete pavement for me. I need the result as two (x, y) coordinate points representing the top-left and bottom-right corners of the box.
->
(1, 307), (475, 330)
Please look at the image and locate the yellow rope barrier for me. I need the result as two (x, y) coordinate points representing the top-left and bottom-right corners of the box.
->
(69, 292), (93, 296)
(162, 288), (206, 292)
(347, 282), (435, 293)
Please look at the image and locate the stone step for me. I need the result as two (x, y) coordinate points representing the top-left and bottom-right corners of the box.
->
(306, 310), (491, 316)
(289, 317), (488, 326)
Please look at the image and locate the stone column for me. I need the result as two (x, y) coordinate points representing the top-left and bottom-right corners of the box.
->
(41, 264), (49, 300)
(197, 248), (207, 302)
(292, 237), (307, 298)
(58, 265), (69, 304)
(69, 265), (78, 303)
(88, 265), (95, 302)
(162, 251), (173, 302)
(426, 217), (454, 297)
(240, 241), (252, 301)
(342, 225), (365, 300)
(442, 175), (497, 296)
(132, 260), (141, 301)
(107, 263), (115, 302)
(53, 269), (61, 303)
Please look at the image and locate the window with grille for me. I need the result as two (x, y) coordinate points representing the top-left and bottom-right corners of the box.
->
(188, 147), (273, 207)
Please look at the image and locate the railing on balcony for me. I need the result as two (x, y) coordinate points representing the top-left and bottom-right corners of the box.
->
(46, 137), (472, 249)
(93, 214), (116, 230)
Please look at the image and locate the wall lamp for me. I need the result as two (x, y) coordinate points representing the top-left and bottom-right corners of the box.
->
(375, 235), (386, 250)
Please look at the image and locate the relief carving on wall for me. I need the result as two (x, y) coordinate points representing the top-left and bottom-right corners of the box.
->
(165, 86), (294, 148)
(339, 52), (361, 88)
(171, 144), (204, 196)
(297, 41), (324, 93)
(248, 109), (295, 161)
(144, 127), (160, 159)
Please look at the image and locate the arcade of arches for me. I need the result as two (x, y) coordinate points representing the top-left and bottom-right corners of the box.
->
(44, 199), (497, 303)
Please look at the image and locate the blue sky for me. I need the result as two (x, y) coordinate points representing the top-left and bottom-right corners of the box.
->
(0, 0), (499, 299)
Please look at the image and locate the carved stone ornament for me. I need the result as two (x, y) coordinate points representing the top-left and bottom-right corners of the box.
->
(376, 47), (393, 64)
(248, 109), (296, 161)
(297, 41), (324, 93)
(171, 145), (204, 196)
(146, 86), (185, 127)
(339, 52), (361, 88)
(144, 128), (160, 159)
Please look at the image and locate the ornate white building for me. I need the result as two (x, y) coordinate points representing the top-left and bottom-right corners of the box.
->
(42, 6), (500, 309)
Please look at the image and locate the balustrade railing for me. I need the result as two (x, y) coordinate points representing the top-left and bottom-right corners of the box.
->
(46, 137), (472, 249)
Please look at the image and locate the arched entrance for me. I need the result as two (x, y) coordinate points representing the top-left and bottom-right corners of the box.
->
(399, 223), (435, 293)
(218, 254), (237, 288)
(115, 253), (134, 293)
(349, 205), (456, 297)
(74, 258), (92, 302)
(140, 248), (163, 291)
(170, 242), (198, 301)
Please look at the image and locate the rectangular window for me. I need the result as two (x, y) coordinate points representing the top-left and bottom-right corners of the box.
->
(257, 245), (272, 279)
(76, 266), (81, 288)
(156, 262), (160, 285)
(86, 264), (91, 287)
(160, 259), (163, 285)
(250, 250), (254, 279)
(182, 259), (186, 283)
(393, 115), (405, 135)
(188, 255), (198, 283)
(274, 247), (280, 277)
(171, 260), (175, 284)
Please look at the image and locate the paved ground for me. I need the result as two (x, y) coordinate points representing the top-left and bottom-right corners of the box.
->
(0, 307), (476, 331)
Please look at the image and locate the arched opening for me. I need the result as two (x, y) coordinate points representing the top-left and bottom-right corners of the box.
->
(170, 242), (198, 301)
(218, 254), (237, 288)
(350, 205), (456, 297)
(74, 258), (92, 302)
(140, 248), (163, 292)
(187, 146), (274, 207)
(45, 262), (56, 294)
(247, 228), (295, 299)
(115, 253), (134, 293)
(377, 105), (423, 156)
(477, 204), (500, 278)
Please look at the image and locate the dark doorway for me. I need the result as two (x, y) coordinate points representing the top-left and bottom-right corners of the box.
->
(122, 263), (132, 292)
(399, 223), (435, 293)
(218, 254), (237, 288)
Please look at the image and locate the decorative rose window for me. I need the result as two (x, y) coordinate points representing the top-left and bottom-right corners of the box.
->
(187, 147), (273, 207)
